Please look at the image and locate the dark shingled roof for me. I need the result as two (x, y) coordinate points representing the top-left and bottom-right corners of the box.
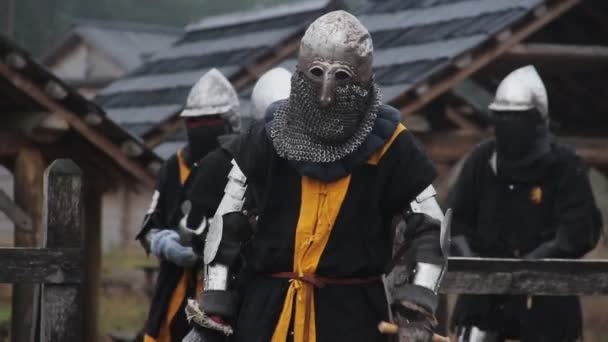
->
(280, 0), (544, 103)
(95, 0), (339, 158)
(0, 34), (161, 186)
(98, 0), (550, 160)
(42, 19), (181, 72)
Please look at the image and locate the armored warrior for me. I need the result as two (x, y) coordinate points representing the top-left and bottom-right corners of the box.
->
(184, 11), (448, 342)
(249, 67), (292, 122)
(449, 66), (602, 342)
(137, 68), (241, 342)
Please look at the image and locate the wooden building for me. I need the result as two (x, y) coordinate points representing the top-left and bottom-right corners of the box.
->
(93, 0), (607, 338)
(96, 0), (608, 255)
(98, 0), (607, 178)
(95, 0), (344, 158)
(41, 20), (180, 99)
(0, 33), (161, 342)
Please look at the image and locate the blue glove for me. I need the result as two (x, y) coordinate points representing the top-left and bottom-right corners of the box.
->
(150, 230), (198, 267)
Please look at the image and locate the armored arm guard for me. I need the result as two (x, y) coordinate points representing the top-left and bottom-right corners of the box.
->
(407, 185), (447, 298)
(137, 190), (162, 253)
(383, 185), (450, 340)
(185, 160), (252, 337)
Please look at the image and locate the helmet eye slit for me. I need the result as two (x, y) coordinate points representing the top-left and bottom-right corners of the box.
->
(335, 70), (351, 81)
(309, 67), (324, 77)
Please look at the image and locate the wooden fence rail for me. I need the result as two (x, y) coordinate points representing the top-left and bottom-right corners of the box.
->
(0, 159), (84, 342)
(441, 257), (608, 296)
(435, 257), (608, 334)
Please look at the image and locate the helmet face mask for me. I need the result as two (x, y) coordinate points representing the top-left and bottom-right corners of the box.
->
(296, 10), (374, 107)
(491, 108), (549, 162)
(491, 109), (544, 125)
(268, 11), (381, 163)
(303, 60), (357, 108)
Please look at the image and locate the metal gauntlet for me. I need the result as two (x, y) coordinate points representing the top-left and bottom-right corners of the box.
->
(185, 160), (251, 335)
(408, 185), (448, 296)
(379, 186), (451, 340)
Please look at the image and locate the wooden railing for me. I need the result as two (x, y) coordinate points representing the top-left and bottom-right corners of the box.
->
(442, 257), (608, 295)
(434, 257), (608, 334)
(1, 159), (84, 341)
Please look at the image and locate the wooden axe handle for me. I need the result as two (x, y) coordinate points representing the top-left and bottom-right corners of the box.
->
(378, 321), (450, 342)
(378, 321), (399, 334)
(432, 334), (450, 342)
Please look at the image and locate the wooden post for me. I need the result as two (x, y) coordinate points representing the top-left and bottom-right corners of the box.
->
(11, 147), (44, 342)
(40, 159), (84, 342)
(119, 186), (132, 249)
(0, 189), (32, 231)
(83, 178), (102, 342)
(435, 295), (449, 336)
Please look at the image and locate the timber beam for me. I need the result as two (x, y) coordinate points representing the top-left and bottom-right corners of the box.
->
(0, 63), (156, 187)
(393, 0), (580, 118)
(0, 189), (32, 230)
(496, 43), (608, 71)
(418, 131), (608, 170)
(442, 257), (608, 296)
(0, 247), (82, 284)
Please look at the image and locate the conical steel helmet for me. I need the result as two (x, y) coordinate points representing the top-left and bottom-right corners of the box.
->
(489, 65), (548, 118)
(181, 68), (240, 130)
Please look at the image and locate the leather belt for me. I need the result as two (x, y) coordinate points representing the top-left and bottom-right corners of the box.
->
(270, 272), (381, 342)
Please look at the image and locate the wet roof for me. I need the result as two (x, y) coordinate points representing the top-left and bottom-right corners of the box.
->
(96, 0), (337, 156)
(0, 34), (161, 185)
(97, 0), (550, 159)
(42, 19), (180, 72)
(280, 0), (543, 103)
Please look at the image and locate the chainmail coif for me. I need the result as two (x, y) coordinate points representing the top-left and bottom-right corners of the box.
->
(269, 72), (381, 163)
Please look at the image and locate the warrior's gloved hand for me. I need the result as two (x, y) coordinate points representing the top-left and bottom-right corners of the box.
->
(381, 211), (448, 342)
(150, 230), (199, 267)
(392, 299), (439, 342)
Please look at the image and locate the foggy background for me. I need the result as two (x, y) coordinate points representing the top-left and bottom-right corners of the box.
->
(1, 0), (363, 56)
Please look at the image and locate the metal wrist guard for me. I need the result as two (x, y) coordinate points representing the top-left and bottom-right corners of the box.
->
(407, 186), (451, 294)
(190, 160), (249, 332)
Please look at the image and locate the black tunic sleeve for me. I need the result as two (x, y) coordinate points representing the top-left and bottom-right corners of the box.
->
(135, 155), (176, 247)
(383, 129), (437, 215)
(526, 154), (602, 258)
(447, 152), (479, 239)
(186, 147), (235, 228)
(224, 121), (270, 186)
(446, 141), (496, 256)
(382, 131), (441, 316)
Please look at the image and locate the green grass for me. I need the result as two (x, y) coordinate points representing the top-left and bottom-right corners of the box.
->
(99, 246), (157, 336)
(102, 246), (157, 272)
(0, 300), (10, 323)
(99, 290), (149, 334)
(0, 284), (11, 324)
